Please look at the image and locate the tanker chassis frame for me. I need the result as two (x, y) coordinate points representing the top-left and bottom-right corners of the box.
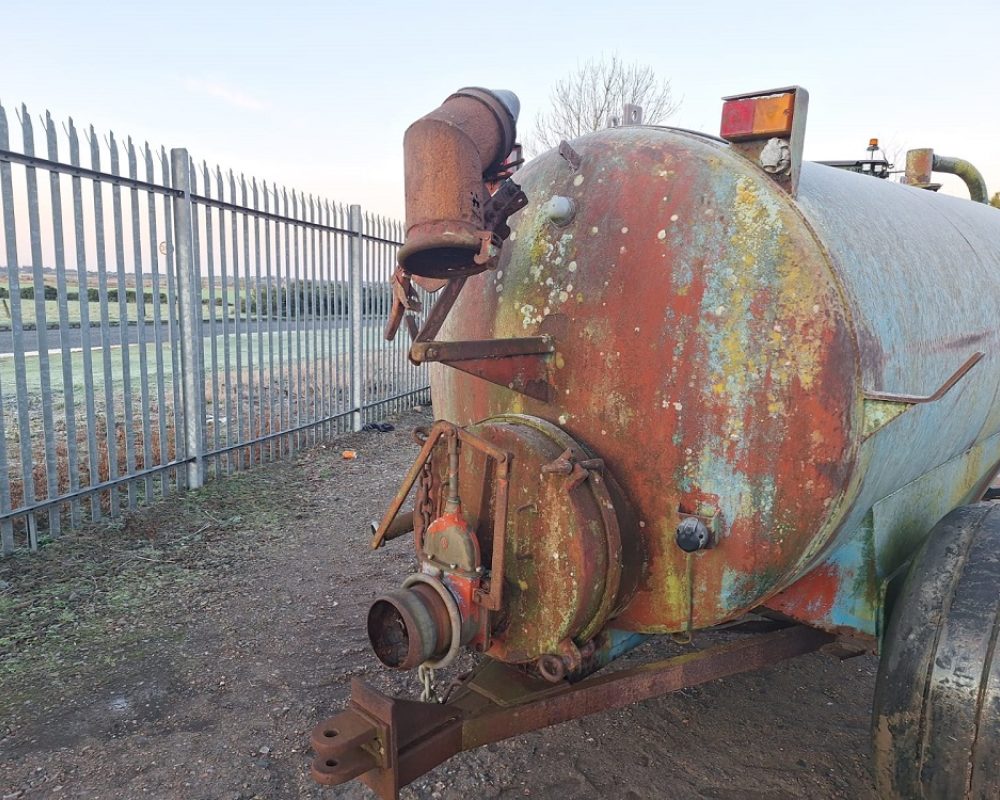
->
(312, 624), (833, 796)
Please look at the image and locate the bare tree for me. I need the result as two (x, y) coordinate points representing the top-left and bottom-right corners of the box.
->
(529, 56), (680, 154)
(874, 138), (907, 183)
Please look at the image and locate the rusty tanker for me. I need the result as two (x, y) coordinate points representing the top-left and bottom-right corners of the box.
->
(311, 86), (1000, 799)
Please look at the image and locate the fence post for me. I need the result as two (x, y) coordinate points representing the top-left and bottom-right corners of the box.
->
(170, 148), (205, 489)
(349, 204), (364, 432)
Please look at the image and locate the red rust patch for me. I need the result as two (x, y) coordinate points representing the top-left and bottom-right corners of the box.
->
(764, 563), (841, 623)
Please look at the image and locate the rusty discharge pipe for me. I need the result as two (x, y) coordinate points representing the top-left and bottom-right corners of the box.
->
(397, 88), (519, 279)
(368, 583), (451, 669)
(904, 148), (990, 203)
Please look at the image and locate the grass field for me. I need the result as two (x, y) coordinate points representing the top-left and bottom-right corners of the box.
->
(0, 289), (270, 329)
(0, 322), (393, 400)
(0, 276), (365, 329)
(0, 319), (413, 532)
(1, 298), (169, 328)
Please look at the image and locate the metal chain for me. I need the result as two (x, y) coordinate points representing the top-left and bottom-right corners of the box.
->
(416, 452), (441, 704)
(439, 670), (471, 705)
(418, 664), (437, 703)
(416, 459), (435, 544)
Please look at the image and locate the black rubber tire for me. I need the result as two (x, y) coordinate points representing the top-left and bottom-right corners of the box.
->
(873, 501), (1000, 799)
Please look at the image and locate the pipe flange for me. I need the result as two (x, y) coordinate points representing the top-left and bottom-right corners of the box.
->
(403, 573), (462, 669)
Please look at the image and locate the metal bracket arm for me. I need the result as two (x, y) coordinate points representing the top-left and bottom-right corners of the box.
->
(864, 352), (984, 404)
(410, 336), (554, 363)
(384, 267), (423, 342)
(409, 336), (556, 403)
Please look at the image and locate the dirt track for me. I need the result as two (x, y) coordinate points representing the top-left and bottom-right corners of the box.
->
(0, 410), (878, 799)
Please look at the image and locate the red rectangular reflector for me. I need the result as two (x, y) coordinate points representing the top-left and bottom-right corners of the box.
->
(720, 98), (756, 140)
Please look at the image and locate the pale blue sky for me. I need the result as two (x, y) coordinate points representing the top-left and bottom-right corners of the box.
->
(3, 0), (998, 217)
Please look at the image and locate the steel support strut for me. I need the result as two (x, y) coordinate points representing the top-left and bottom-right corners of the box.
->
(310, 625), (833, 798)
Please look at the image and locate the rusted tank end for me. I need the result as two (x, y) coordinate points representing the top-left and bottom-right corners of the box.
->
(398, 87), (519, 279)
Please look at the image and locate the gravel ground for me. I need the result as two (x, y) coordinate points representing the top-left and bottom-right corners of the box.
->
(0, 409), (878, 799)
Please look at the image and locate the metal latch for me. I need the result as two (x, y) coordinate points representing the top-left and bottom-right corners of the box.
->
(541, 449), (604, 491)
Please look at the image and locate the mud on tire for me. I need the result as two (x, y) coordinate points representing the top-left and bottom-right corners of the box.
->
(874, 501), (1000, 798)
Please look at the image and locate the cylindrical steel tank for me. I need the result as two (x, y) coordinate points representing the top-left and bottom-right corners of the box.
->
(430, 125), (1000, 634)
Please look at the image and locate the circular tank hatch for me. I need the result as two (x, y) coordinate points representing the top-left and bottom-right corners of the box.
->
(435, 414), (641, 664)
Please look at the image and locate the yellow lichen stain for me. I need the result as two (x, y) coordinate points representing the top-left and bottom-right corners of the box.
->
(506, 393), (526, 416)
(774, 248), (823, 391)
(656, 518), (688, 614)
(705, 175), (830, 445)
(529, 229), (549, 266)
(555, 352), (566, 369)
(862, 399), (910, 437)
(707, 178), (773, 424)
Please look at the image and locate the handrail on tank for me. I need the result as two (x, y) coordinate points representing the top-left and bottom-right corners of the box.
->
(903, 148), (990, 203)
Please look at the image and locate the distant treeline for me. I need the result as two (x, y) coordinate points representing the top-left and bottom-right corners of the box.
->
(0, 280), (394, 316)
(233, 281), (392, 317)
(0, 285), (169, 303)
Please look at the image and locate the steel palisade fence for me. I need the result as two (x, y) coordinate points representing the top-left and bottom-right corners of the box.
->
(0, 101), (430, 555)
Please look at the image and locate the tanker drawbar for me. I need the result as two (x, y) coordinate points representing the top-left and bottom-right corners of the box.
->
(310, 85), (1000, 799)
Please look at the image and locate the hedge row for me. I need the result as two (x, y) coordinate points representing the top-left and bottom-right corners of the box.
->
(0, 282), (392, 314)
(230, 283), (392, 317)
(0, 286), (169, 302)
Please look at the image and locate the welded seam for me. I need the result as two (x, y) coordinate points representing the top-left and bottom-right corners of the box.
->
(914, 509), (985, 784)
(965, 504), (1000, 797)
